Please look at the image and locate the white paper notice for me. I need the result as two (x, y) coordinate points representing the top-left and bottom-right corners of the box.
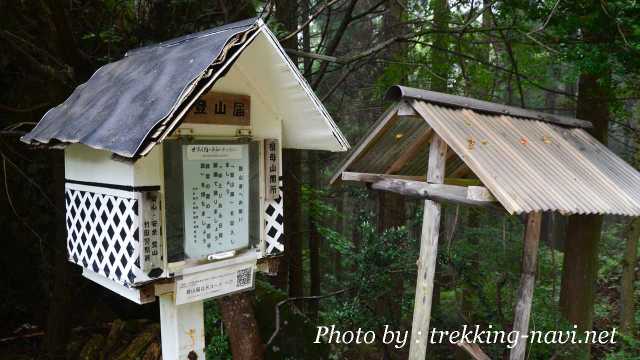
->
(175, 261), (256, 305)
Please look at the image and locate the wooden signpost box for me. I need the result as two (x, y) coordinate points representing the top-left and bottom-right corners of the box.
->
(22, 18), (348, 359)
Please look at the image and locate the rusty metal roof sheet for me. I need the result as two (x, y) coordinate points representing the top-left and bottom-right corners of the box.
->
(333, 86), (640, 216)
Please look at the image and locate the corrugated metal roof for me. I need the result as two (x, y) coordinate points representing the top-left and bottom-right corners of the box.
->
(413, 101), (640, 216)
(22, 18), (259, 157)
(333, 86), (640, 216)
(21, 18), (349, 157)
(385, 85), (592, 129)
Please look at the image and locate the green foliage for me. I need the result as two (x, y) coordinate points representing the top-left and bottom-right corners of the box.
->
(204, 301), (232, 360)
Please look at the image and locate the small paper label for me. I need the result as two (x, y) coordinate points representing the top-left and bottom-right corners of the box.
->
(175, 262), (256, 304)
(186, 144), (243, 160)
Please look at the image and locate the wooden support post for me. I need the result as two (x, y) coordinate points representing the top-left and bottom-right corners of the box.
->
(159, 293), (206, 360)
(509, 212), (542, 360)
(408, 135), (447, 360)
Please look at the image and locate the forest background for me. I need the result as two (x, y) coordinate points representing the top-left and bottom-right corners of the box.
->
(1, 0), (639, 359)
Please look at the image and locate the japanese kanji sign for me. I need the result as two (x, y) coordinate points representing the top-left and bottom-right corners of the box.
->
(264, 139), (280, 201)
(186, 92), (250, 126)
(141, 191), (163, 274)
(182, 144), (250, 259)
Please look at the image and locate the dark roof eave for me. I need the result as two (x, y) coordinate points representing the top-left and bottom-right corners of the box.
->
(385, 85), (592, 129)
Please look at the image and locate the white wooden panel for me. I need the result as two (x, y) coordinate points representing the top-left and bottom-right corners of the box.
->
(134, 144), (164, 186)
(65, 144), (134, 185)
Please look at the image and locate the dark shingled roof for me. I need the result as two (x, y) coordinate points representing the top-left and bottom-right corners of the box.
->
(22, 18), (259, 157)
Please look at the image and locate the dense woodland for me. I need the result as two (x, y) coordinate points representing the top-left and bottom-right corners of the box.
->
(1, 0), (640, 359)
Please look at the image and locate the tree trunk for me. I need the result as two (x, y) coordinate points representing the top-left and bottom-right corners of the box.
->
(620, 218), (639, 333)
(376, 190), (406, 330)
(429, 0), (450, 93)
(307, 151), (321, 319)
(273, 0), (300, 294)
(427, 0), (450, 315)
(217, 292), (263, 360)
(559, 72), (610, 359)
(283, 149), (304, 298)
(45, 151), (75, 359)
(334, 191), (345, 281)
(456, 209), (479, 360)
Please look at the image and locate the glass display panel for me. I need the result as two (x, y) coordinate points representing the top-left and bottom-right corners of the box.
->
(182, 144), (250, 258)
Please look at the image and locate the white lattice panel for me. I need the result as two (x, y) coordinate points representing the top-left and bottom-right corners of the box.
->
(65, 183), (165, 287)
(264, 192), (284, 255)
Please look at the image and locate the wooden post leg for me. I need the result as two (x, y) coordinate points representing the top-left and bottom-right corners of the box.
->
(408, 135), (447, 360)
(159, 293), (206, 360)
(509, 212), (542, 360)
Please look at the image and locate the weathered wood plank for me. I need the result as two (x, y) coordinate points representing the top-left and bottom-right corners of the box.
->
(408, 135), (447, 360)
(329, 104), (400, 184)
(457, 341), (492, 360)
(342, 171), (424, 183)
(467, 186), (495, 202)
(509, 212), (542, 360)
(385, 128), (433, 174)
(370, 179), (497, 207)
(342, 171), (482, 186)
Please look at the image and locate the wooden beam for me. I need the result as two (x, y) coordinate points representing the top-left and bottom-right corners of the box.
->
(370, 179), (497, 207)
(509, 212), (542, 360)
(342, 171), (424, 183)
(408, 135), (447, 360)
(457, 341), (492, 360)
(329, 104), (400, 185)
(342, 171), (483, 187)
(386, 128), (433, 174)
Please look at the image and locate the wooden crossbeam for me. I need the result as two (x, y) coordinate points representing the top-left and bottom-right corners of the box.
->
(342, 171), (484, 188)
(342, 172), (424, 182)
(370, 179), (496, 207)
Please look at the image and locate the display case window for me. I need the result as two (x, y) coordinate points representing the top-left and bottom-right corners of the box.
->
(164, 139), (260, 263)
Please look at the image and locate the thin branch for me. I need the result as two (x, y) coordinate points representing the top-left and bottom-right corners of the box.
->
(0, 103), (50, 113)
(320, 64), (354, 102)
(3, 157), (45, 258)
(286, 49), (341, 63)
(1, 152), (58, 211)
(349, 0), (386, 21)
(266, 289), (348, 346)
(279, 0), (342, 42)
(528, 0), (561, 34)
(411, 40), (576, 99)
(458, 0), (496, 33)
(311, 0), (359, 89)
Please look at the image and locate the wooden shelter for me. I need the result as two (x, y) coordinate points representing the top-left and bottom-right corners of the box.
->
(332, 85), (640, 360)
